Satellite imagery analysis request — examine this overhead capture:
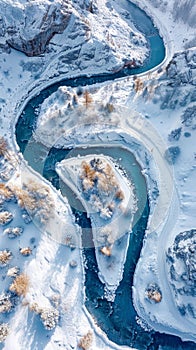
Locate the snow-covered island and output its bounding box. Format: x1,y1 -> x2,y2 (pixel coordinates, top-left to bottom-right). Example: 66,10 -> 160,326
0,0 -> 196,349
56,154 -> 136,293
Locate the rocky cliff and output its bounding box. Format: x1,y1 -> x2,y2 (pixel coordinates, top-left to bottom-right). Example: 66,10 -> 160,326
167,229 -> 196,321
0,0 -> 72,56
0,0 -> 148,74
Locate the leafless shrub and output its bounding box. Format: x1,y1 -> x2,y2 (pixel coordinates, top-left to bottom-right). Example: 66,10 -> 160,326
0,323 -> 9,343
0,137 -> 17,165
13,187 -> 36,211
7,266 -> 19,277
0,183 -> 14,200
78,331 -> 93,350
0,138 -> 18,180
29,303 -> 59,330
115,189 -> 125,201
0,211 -> 13,225
100,246 -> 112,257
0,137 -> 8,157
80,158 -> 125,222
9,273 -> 29,296
12,180 -> 54,225
0,293 -> 12,313
134,77 -> 144,93
19,247 -> 32,256
105,102 -> 114,113
0,250 -> 12,266
80,160 -> 118,192
29,302 -> 42,314
83,91 -> 93,107
40,307 -> 59,330
80,161 -> 96,183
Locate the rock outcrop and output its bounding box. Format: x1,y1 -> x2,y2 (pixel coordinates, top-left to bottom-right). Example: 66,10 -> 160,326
0,0 -> 72,56
0,0 -> 148,73
167,229 -> 196,319
149,49 -> 196,111
145,283 -> 162,303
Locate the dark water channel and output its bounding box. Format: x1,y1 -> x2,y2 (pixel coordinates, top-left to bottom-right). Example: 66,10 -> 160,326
14,1 -> 195,349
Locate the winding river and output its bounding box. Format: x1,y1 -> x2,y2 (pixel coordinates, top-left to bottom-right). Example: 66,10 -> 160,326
15,1 -> 195,349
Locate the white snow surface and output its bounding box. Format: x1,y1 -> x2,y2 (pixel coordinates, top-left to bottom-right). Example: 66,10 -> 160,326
0,0 -> 195,349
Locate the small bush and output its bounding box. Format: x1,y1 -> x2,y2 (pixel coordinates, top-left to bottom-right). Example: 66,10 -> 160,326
134,77 -> 144,93
0,184 -> 13,200
0,137 -> 16,166
181,106 -> 196,129
40,307 -> 59,330
184,132 -> 191,138
83,91 -> 93,107
145,283 -> 162,303
12,181 -> 54,225
105,102 -> 114,113
9,273 -> 29,296
0,250 -> 12,266
78,331 -> 93,350
100,246 -> 112,257
7,266 -> 19,277
0,137 -> 8,157
19,247 -> 32,256
115,189 -> 124,201
0,293 -> 12,313
29,303 -> 59,330
0,323 -> 9,343
0,211 -> 13,225
168,127 -> 182,141
164,146 -> 180,164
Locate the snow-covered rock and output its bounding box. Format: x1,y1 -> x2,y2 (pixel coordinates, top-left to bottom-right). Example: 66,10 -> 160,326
136,0 -> 196,51
3,226 -> 23,239
0,0 -> 72,56
166,229 -> 196,321
0,0 -> 148,76
151,50 -> 196,110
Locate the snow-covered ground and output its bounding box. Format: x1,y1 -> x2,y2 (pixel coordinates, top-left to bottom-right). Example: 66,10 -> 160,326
133,0 -> 196,52
0,0 -> 195,349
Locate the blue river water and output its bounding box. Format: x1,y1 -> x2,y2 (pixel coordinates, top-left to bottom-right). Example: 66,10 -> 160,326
14,1 -> 195,349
